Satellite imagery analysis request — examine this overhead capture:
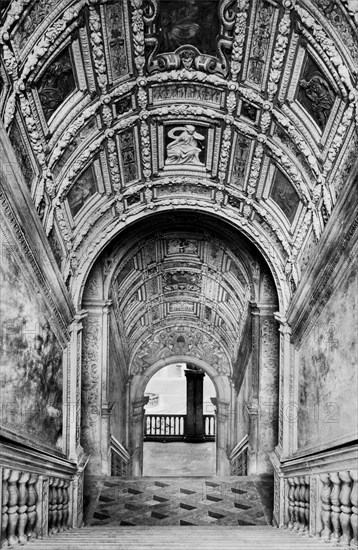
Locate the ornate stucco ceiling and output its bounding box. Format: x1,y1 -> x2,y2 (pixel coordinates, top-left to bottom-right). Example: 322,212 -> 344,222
81,212 -> 278,377
0,0 -> 357,311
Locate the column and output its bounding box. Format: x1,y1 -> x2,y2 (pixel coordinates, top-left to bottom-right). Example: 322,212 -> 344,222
184,366 -> 205,443
130,397 -> 149,477
67,312 -> 87,462
274,314 -> 293,459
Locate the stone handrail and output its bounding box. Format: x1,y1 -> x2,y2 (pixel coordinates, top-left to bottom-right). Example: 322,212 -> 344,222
270,446 -> 358,546
110,436 -> 130,477
0,441 -> 87,548
229,434 -> 249,476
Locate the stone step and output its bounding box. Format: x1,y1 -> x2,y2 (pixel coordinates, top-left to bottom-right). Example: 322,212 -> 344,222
30,526 -> 335,550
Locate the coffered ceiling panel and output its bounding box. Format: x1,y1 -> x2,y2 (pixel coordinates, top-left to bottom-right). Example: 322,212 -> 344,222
0,0 -> 357,311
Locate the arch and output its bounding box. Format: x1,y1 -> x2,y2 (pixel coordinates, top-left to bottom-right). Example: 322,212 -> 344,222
129,355 -> 233,477
74,207 -> 289,313
79,210 -> 281,477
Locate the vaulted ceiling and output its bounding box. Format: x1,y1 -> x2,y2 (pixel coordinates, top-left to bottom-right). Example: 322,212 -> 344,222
0,0 -> 357,312
81,212 -> 278,376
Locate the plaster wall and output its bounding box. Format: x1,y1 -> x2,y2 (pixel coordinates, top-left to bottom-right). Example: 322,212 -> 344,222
0,227 -> 63,452
297,256 -> 358,453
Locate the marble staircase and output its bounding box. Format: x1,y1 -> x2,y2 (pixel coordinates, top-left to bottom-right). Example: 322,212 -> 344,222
20,476 -> 351,549
30,525 -> 341,549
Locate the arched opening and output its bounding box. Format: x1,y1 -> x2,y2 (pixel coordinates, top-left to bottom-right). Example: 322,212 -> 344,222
142,362 -> 216,476
79,211 -> 279,480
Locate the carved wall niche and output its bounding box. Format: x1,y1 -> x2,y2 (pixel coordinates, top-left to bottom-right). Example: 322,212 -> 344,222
143,0 -> 236,76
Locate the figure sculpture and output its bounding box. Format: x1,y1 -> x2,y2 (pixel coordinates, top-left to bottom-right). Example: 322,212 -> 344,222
165,124 -> 205,166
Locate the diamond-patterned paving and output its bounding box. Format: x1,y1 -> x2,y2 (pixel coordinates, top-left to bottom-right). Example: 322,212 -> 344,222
89,477 -> 270,527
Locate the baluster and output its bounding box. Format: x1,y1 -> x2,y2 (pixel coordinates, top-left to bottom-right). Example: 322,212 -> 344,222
7,469 -> 21,546
62,480 -> 70,530
1,469 -> 10,547
330,472 -> 342,543
298,476 -> 306,534
338,471 -> 352,545
26,473 -> 38,541
151,416 -> 155,435
320,473 -> 332,541
48,478 -> 54,534
304,475 -> 310,534
56,480 -> 64,531
293,477 -> 300,531
17,471 -> 30,545
287,477 -> 295,529
48,477 -> 59,535
351,471 -> 358,547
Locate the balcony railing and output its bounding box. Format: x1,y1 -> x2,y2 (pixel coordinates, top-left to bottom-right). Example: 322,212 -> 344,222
144,414 -> 216,441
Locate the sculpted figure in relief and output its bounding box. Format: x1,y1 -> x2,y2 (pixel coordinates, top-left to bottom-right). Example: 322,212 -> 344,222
165,124 -> 205,166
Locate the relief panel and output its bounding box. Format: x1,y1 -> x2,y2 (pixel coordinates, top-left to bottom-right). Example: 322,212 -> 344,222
103,1 -> 130,81
230,133 -> 252,189
13,0 -> 58,52
163,270 -> 202,292
247,0 -> 276,87
118,128 -> 138,183
151,83 -> 223,107
297,55 -> 335,131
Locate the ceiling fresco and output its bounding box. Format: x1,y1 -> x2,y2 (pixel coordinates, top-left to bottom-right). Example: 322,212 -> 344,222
0,0 -> 357,310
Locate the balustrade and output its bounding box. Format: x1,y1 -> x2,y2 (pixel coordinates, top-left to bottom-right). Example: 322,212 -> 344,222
144,414 -> 216,441
0,468 -> 73,548
204,415 -> 216,437
287,476 -> 310,534
318,470 -> 357,546
1,468 -> 39,547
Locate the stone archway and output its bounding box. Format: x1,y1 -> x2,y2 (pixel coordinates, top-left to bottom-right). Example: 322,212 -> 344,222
78,212 -> 281,478
129,355 -> 233,477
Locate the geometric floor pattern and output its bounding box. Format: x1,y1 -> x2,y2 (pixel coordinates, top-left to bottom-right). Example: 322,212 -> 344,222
89,477 -> 270,527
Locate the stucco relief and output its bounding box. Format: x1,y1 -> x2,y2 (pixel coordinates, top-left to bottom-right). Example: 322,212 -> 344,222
131,327 -> 231,376
81,315 -> 101,451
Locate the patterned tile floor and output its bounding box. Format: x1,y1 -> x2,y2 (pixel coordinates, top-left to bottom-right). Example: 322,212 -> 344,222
89,477 -> 271,527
